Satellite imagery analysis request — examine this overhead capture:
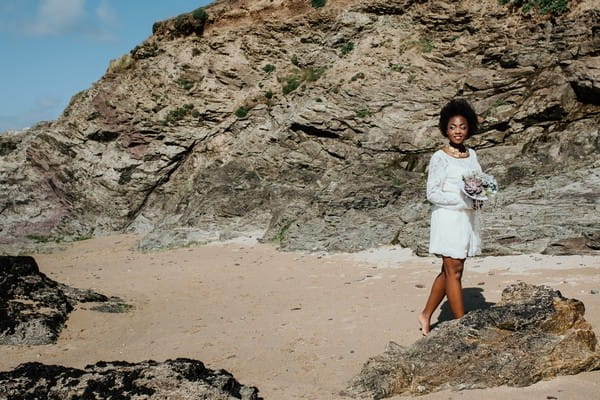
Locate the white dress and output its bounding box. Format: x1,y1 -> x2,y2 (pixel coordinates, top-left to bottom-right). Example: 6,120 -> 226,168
427,148 -> 482,259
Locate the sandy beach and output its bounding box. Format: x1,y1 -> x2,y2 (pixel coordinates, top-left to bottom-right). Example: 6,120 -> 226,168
2,234 -> 600,399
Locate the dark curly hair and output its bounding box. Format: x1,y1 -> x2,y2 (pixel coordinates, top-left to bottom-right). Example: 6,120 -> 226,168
438,99 -> 479,137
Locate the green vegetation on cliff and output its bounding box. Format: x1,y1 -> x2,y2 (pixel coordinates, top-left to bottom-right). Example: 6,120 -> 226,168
499,0 -> 568,14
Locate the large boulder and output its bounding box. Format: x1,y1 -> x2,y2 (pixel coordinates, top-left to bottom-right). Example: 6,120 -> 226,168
0,358 -> 261,400
347,283 -> 600,398
0,256 -> 109,345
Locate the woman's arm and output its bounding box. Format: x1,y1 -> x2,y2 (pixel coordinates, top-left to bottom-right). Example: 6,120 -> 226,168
426,152 -> 472,210
471,149 -> 483,173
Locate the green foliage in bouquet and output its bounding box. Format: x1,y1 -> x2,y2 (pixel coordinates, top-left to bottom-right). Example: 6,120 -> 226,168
498,0 -> 568,14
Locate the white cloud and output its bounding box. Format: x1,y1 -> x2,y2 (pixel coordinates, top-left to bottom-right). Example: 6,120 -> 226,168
28,0 -> 87,36
96,0 -> 117,26
20,0 -> 118,40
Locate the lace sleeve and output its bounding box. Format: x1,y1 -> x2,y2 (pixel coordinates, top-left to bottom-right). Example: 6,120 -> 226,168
426,152 -> 470,209
471,149 -> 483,173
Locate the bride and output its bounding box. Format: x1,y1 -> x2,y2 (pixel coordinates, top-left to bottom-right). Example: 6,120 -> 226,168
418,99 -> 483,335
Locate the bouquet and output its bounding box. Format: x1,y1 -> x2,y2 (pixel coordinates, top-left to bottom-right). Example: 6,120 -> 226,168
462,171 -> 498,201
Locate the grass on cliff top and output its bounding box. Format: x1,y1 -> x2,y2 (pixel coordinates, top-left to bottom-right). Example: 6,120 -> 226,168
191,7 -> 208,21
152,6 -> 208,36
107,54 -> 135,74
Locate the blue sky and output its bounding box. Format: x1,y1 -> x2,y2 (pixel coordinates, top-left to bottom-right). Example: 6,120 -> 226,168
0,0 -> 212,132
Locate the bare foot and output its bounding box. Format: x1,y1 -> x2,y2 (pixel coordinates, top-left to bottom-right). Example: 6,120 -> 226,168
418,312 -> 430,336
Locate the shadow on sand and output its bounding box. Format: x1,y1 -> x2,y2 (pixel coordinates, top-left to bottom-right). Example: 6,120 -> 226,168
432,287 -> 495,329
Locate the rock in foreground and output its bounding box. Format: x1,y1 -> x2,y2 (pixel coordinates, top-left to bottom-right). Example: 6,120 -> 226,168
0,358 -> 262,400
347,283 -> 600,398
0,256 -> 109,345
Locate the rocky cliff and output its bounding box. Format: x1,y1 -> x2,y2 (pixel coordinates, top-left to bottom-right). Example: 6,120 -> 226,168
0,0 -> 598,255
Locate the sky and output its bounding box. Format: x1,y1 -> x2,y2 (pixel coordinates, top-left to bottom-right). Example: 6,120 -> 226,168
0,0 -> 213,132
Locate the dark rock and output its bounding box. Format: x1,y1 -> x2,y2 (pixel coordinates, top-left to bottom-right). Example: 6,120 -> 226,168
347,283 -> 600,398
565,58 -> 600,105
0,358 -> 262,400
89,302 -> 134,313
542,235 -> 599,255
0,256 -> 109,345
584,227 -> 600,250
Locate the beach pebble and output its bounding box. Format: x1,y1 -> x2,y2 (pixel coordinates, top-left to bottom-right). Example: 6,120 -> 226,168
591,289 -> 599,295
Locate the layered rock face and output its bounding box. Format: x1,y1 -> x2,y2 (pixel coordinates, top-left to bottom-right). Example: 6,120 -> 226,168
0,256 -> 108,344
0,358 -> 262,400
347,283 -> 600,398
0,0 -> 598,254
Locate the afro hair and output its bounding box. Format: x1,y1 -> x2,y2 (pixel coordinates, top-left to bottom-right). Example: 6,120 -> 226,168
438,99 -> 479,137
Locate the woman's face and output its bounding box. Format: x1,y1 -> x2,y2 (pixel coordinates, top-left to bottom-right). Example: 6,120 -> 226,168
446,115 -> 469,145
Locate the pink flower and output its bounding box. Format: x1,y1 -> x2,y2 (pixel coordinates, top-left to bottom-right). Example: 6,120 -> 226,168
464,177 -> 483,196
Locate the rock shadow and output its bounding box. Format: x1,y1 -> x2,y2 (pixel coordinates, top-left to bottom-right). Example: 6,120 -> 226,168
434,287 -> 495,328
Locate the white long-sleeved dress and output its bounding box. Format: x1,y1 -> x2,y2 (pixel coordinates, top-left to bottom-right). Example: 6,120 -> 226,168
426,148 -> 482,259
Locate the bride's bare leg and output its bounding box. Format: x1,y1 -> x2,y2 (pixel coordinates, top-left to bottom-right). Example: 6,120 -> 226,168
418,265 -> 446,335
443,256 -> 465,318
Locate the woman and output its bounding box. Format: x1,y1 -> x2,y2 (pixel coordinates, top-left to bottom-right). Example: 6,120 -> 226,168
418,99 -> 482,335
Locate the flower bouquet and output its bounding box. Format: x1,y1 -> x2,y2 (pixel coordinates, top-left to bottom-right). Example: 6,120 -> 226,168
462,171 -> 498,201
